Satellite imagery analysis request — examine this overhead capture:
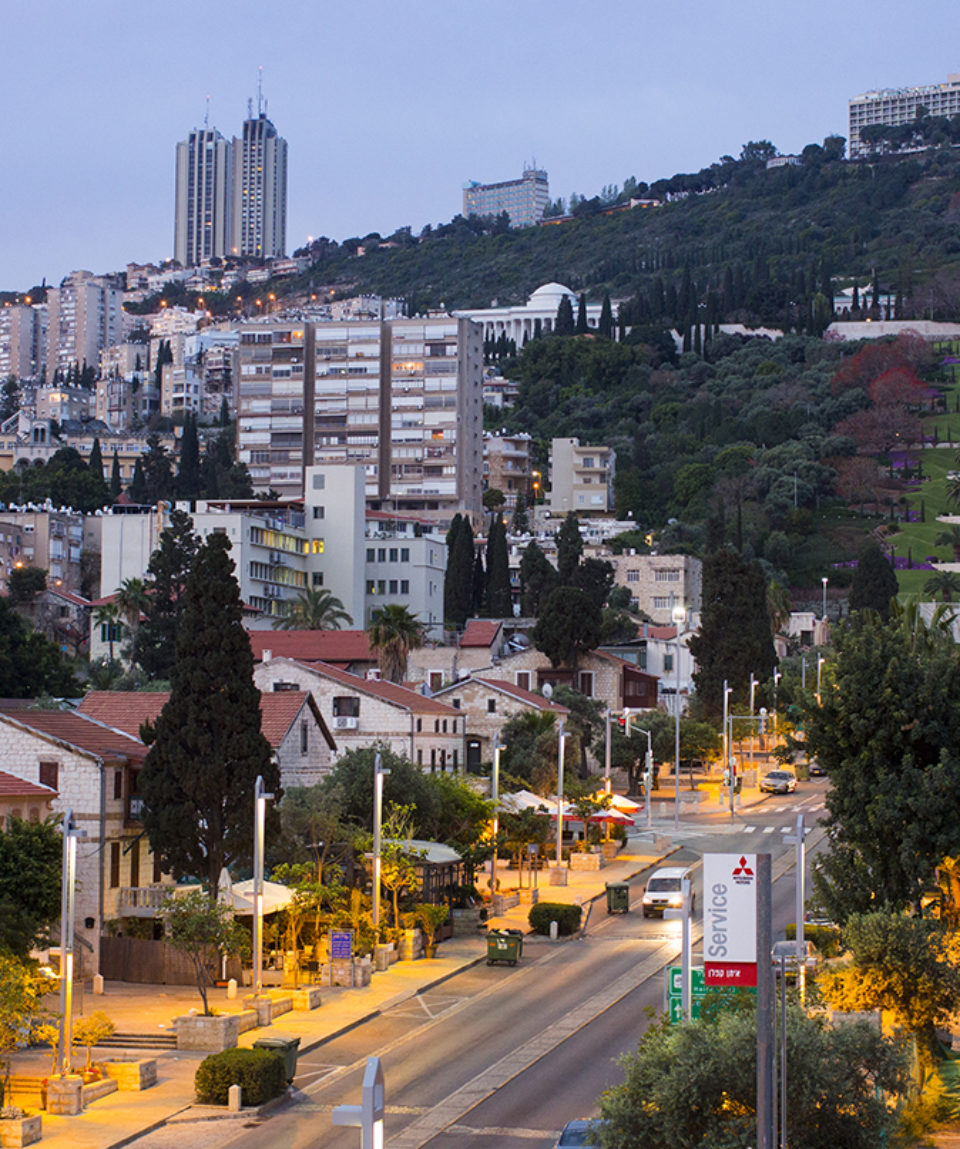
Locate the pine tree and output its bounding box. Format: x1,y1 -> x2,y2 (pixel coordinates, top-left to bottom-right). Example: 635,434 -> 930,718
512,491 -> 530,534
133,509 -> 200,680
556,512 -> 584,584
88,437 -> 103,482
139,532 -> 277,892
110,450 -> 122,497
555,295 -> 575,336
576,293 -> 588,334
484,514 -> 512,618
177,413 -> 201,499
472,549 -> 485,615
598,294 -> 613,339
519,541 -> 559,616
849,542 -> 898,620
444,514 -> 474,627
130,458 -> 147,503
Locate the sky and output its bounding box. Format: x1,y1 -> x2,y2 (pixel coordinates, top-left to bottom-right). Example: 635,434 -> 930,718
1,0 -> 959,292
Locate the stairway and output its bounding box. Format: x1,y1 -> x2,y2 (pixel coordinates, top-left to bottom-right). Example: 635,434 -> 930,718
96,1031 -> 178,1051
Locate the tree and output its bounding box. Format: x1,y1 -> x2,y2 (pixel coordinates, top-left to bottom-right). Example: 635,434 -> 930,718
511,491 -> 529,534
519,541 -> 559,616
575,293 -> 588,334
139,532 -> 278,893
88,436 -> 103,483
923,570 -> 960,603
142,434 -> 174,504
0,597 -> 79,697
570,556 -> 614,609
272,587 -> 352,630
600,1002 -> 906,1149
849,542 -> 898,619
110,449 -> 122,498
443,514 -> 474,628
499,710 -> 566,794
819,912 -> 960,1065
805,608 -> 960,919
598,293 -> 613,339
159,889 -> 247,1015
0,953 -> 49,1106
481,488 -> 505,513
368,603 -> 424,683
129,457 -> 147,503
115,576 -> 149,641
7,565 -> 46,606
133,509 -> 200,680
935,524 -> 960,562
484,514 -> 512,618
532,586 -> 601,670
177,412 -> 201,499
689,549 -> 776,721
0,816 -> 62,958
556,511 -> 584,583
555,294 -> 575,336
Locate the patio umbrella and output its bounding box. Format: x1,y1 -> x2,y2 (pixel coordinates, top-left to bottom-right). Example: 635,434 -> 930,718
229,878 -> 293,915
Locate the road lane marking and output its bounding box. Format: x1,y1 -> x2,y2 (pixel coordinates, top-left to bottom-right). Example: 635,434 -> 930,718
743,826 -> 757,833
447,1124 -> 558,1139
763,826 -> 775,834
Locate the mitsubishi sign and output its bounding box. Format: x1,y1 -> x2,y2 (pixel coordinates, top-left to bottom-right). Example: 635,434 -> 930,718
703,853 -> 758,987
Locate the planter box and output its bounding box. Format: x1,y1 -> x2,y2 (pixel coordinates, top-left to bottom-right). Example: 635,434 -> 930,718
0,1114 -> 42,1148
236,1009 -> 259,1034
175,1013 -> 239,1052
265,994 -> 293,1017
569,852 -> 604,871
398,928 -> 423,962
549,866 -> 568,886
81,1078 -> 118,1106
46,1076 -> 83,1115
518,888 -> 540,905
492,893 -> 520,915
450,908 -> 481,936
242,995 -> 274,1027
102,1058 -> 158,1091
600,841 -> 621,861
374,943 -> 395,972
289,986 -> 322,1010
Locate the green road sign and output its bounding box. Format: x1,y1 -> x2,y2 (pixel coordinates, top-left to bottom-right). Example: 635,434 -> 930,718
668,965 -> 706,997
666,965 -> 756,1024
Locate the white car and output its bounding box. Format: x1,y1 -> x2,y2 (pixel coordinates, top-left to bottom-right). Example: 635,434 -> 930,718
641,866 -> 694,918
759,769 -> 797,795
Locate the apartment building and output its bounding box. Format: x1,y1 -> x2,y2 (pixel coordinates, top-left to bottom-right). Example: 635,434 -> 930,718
0,506 -> 84,593
237,317 -> 484,524
46,271 -> 124,379
363,511 -> 446,638
483,431 -> 533,512
0,303 -> 45,381
97,343 -> 159,429
232,106 -> 287,259
174,127 -> 233,267
462,166 -> 549,227
607,552 -> 703,623
849,72 -> 960,158
548,437 -> 615,516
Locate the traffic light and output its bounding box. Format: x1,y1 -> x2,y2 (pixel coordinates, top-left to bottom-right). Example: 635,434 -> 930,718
758,707 -> 768,735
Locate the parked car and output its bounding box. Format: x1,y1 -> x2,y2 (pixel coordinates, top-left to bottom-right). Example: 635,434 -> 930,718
555,1119 -> 608,1147
759,769 -> 797,794
771,938 -> 820,977
641,866 -> 695,918
807,759 -> 826,776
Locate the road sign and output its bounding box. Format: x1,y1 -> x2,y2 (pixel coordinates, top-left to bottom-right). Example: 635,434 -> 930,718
666,964 -> 756,1024
668,965 -> 706,997
330,929 -> 354,960
703,853 -> 758,988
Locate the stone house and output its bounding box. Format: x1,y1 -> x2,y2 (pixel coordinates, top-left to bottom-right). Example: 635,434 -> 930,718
0,768 -> 57,823
254,656 -> 464,772
0,708 -> 155,973
431,676 -> 569,770
490,647 -> 659,713
77,690 -> 337,789
408,620 -> 508,692
604,551 -> 703,624
247,630 -> 378,676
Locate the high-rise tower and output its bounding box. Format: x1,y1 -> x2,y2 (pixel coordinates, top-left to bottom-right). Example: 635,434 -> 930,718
231,84 -> 287,259
173,125 -> 233,267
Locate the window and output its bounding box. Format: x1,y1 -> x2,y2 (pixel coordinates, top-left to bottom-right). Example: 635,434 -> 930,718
487,698 -> 496,714
664,653 -> 674,673
389,548 -> 398,562
38,761 -> 58,790
417,749 -> 423,766
653,596 -> 671,610
113,770 -> 123,801
442,719 -> 448,733
430,749 -> 436,767
434,719 -> 440,733
578,672 -> 594,697
100,622 -> 121,643
332,696 -> 360,717
153,851 -> 162,883
516,671 -> 531,691
378,548 -> 386,562
429,672 -> 443,692
416,718 -> 422,732
300,721 -> 309,754
453,749 -> 458,769
130,839 -> 140,888
626,570 -> 640,583
400,580 -> 409,594
401,548 -> 410,562
312,572 -> 324,587
389,580 -> 398,594
655,569 -> 681,583
312,474 -> 325,490
313,506 -> 325,519
110,842 -> 120,889
377,580 -> 386,594
366,548 -> 375,562
367,580 -> 376,594
311,540 -> 324,554
273,681 -> 300,692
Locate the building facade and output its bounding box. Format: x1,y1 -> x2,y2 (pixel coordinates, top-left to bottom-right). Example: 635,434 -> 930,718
0,304 -> 45,381
548,437 -> 615,516
462,167 -> 549,227
232,108 -> 287,259
483,431 -> 533,512
174,127 -> 233,267
849,73 -> 960,158
455,282 -> 606,346
46,271 -> 124,380
606,552 -> 703,623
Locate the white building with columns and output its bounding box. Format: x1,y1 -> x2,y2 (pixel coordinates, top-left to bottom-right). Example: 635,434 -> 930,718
454,282 -> 607,347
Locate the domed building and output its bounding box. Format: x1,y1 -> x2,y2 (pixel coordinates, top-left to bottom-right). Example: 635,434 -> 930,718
453,282 -> 607,346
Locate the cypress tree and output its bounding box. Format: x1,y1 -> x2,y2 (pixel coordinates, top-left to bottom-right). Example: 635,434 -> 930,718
598,294 -> 613,338
484,514 -> 512,618
533,317 -> 543,340
88,437 -> 103,481
555,295 -> 575,336
472,549 -> 486,615
444,514 -> 474,628
139,532 -> 277,891
850,542 -> 898,620
576,293 -> 588,334
132,509 -> 200,680
177,412 -> 201,499
556,512 -> 584,584
130,457 -> 147,503
110,449 -> 122,497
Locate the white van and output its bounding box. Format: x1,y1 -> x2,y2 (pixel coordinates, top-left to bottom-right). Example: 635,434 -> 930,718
641,866 -> 694,918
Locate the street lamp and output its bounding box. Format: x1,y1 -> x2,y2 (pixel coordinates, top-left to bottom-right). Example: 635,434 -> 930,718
489,733 -> 504,894
672,603 -> 685,831
816,656 -> 825,706
772,669 -> 782,738
749,672 -> 757,774
722,681 -> 734,820
372,752 -> 390,933
252,775 -> 275,998
555,720 -> 567,867
57,810 -> 85,1075
821,576 -> 828,622
635,727 -> 654,829
604,708 -> 612,795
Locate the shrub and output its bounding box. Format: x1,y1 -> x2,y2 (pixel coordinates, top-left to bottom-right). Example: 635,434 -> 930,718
194,1047 -> 286,1106
528,901 -> 582,936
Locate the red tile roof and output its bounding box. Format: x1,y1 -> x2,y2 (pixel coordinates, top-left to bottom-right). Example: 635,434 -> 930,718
259,692 -> 317,748
460,620 -> 502,648
249,630 -> 375,666
272,659 -> 459,715
0,709 -> 148,762
469,678 -> 570,713
0,769 -> 57,798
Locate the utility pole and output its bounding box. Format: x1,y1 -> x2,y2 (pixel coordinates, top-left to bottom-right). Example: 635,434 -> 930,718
756,854 -> 774,1149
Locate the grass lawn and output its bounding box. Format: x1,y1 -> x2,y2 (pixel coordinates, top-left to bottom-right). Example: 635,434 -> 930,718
885,444 -> 960,597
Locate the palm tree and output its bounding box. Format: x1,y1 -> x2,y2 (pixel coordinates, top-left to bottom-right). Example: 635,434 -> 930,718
92,600 -> 124,662
935,525 -> 960,562
923,571 -> 960,603
272,588 -> 353,631
115,577 -> 150,639
946,476 -> 960,509
367,604 -> 424,683
766,581 -> 792,636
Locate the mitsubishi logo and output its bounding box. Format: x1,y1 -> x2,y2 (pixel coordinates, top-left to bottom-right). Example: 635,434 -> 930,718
732,856 -> 754,884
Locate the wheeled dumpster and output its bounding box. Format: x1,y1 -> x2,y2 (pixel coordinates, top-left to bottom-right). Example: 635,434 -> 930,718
486,929 -> 522,966
605,881 -> 630,914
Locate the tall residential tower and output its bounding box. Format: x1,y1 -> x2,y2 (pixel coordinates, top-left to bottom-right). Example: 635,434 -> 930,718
174,127 -> 233,267
232,98 -> 288,259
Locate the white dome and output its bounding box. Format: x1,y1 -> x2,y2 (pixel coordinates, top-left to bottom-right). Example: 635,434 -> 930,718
528,282 -> 576,307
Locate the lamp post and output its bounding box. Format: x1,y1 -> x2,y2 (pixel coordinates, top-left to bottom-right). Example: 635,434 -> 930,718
636,728 -> 654,829
722,681 -> 734,820
672,603 -> 685,831
372,752 -> 390,933
772,669 -> 782,739
821,576 -> 828,621
490,733 -> 504,895
816,655 -> 825,706
749,672 -> 757,774
555,720 -> 567,867
253,775 -> 275,999
603,708 -> 612,795
57,810 -> 85,1075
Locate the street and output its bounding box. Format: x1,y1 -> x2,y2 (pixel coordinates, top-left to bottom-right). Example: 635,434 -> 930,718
207,778 -> 828,1149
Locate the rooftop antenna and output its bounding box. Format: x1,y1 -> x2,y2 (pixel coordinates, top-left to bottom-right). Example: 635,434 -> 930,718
204,95 -> 210,129
257,66 -> 263,116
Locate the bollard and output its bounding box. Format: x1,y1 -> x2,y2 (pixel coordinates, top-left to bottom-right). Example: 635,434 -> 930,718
92,973 -> 104,995
226,978 -> 238,999
549,920 -> 558,941
228,1083 -> 242,1112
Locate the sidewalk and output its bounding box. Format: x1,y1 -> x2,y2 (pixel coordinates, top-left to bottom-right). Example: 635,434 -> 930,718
7,841 -> 677,1149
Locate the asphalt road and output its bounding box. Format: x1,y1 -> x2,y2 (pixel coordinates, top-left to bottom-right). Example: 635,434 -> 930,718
215,780 -> 828,1149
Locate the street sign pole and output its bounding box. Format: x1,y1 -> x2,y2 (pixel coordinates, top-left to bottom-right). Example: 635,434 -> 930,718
756,854 -> 773,1149
681,876 -> 692,1021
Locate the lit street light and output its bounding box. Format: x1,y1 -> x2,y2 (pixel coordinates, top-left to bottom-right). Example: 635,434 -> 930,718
816,655 -> 825,706
821,576 -> 828,621
555,721 -> 568,868
252,775 -> 275,998
57,810 -> 85,1075
489,733 -> 504,895
372,752 -> 390,932
672,603 -> 685,831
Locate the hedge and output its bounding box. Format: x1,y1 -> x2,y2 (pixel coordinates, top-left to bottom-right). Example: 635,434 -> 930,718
528,901 -> 582,936
195,1047 -> 287,1106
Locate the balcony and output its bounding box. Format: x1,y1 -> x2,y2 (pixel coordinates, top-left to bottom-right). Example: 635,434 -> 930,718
117,886 -> 167,917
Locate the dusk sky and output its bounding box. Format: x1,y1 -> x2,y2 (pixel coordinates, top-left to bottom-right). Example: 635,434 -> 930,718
2,0 -> 958,292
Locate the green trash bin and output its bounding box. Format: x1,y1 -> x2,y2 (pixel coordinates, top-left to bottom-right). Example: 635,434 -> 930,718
486,929 -> 522,966
252,1034 -> 301,1083
606,881 -> 630,914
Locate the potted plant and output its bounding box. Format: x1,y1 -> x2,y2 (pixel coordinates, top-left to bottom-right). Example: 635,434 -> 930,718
72,1011 -> 115,1081
414,904 -> 450,959
0,1105 -> 42,1148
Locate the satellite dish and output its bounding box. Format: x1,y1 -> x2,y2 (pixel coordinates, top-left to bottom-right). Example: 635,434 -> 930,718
542,683 -> 554,699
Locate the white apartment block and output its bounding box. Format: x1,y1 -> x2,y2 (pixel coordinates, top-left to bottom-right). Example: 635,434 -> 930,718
364,511 -> 446,638
606,552 -> 703,623
548,437 -> 615,516
0,303 -> 45,381
31,384 -> 93,423
484,431 -> 533,512
849,73 -> 960,158
46,271 -> 123,379
237,317 -> 484,524
174,127 -> 233,267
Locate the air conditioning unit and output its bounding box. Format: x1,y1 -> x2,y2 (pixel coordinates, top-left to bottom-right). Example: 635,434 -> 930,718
366,669 -> 382,681
334,716 -> 359,730
270,550 -> 281,564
